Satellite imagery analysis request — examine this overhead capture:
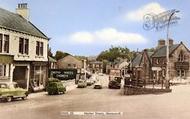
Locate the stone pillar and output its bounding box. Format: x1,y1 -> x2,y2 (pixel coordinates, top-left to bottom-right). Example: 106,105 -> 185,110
26,65 -> 30,91
10,64 -> 15,83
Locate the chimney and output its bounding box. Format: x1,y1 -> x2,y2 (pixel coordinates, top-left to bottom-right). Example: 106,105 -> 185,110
16,3 -> 29,21
169,39 -> 174,46
157,39 -> 165,49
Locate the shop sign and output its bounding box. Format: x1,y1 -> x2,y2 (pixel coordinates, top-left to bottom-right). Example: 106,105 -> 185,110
49,69 -> 77,80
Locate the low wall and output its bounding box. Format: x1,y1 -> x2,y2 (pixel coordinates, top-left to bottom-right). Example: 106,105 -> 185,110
124,85 -> 172,95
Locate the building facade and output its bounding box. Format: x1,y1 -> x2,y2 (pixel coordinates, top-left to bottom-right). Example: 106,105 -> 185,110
0,4 -> 49,92
88,61 -> 103,73
131,50 -> 153,82
131,39 -> 190,83
57,55 -> 83,70
151,40 -> 190,82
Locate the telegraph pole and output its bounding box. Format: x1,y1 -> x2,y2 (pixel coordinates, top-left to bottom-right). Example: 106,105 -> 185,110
165,10 -> 180,89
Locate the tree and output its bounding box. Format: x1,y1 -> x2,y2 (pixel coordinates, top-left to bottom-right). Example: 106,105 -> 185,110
54,51 -> 70,60
97,46 -> 133,62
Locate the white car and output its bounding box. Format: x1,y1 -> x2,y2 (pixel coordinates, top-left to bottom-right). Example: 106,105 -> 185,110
94,82 -> 102,89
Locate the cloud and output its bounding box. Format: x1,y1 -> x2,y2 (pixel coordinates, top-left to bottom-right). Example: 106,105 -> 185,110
69,28 -> 147,45
70,32 -> 94,44
126,2 -> 166,21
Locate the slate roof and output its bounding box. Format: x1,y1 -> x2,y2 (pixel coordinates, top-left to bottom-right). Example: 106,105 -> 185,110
132,53 -> 142,67
0,8 -> 48,39
151,44 -> 180,57
132,51 -> 153,67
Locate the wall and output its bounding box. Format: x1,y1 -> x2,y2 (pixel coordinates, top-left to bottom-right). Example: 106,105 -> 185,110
0,28 -> 48,62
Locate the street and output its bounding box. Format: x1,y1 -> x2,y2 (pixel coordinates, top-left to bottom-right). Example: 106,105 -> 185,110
0,75 -> 190,119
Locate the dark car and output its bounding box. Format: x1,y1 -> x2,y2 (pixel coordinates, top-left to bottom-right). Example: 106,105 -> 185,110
108,79 -> 121,89
46,79 -> 66,95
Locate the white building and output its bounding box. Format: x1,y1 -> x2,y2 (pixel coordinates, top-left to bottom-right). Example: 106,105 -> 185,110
0,3 -> 49,92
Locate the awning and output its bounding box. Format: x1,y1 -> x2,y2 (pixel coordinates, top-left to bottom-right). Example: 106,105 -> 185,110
0,55 -> 13,64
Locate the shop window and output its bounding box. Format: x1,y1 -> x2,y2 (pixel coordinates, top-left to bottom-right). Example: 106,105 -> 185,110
0,34 -> 9,53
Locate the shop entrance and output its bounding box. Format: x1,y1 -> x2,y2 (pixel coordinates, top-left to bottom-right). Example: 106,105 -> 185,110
13,66 -> 28,89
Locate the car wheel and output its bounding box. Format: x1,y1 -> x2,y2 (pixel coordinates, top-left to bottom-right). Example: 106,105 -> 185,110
22,96 -> 27,100
6,97 -> 12,102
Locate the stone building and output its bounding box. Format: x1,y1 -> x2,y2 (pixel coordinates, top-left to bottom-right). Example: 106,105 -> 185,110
57,55 -> 83,70
88,61 -> 103,73
131,50 -> 153,82
151,40 -> 190,81
0,3 -> 49,92
131,39 -> 190,83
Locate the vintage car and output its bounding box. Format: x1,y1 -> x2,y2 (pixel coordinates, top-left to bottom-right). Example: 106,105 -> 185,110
77,79 -> 87,88
94,82 -> 102,89
46,79 -> 66,95
0,82 -> 28,102
86,79 -> 94,86
108,77 -> 121,89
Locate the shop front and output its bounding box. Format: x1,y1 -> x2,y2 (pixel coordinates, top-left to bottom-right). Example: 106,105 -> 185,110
30,61 -> 48,92
0,55 -> 14,82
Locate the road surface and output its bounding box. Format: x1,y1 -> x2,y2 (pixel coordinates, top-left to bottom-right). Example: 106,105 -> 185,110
0,75 -> 190,119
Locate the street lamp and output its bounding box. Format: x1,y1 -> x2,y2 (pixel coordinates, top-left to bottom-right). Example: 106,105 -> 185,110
165,10 -> 180,89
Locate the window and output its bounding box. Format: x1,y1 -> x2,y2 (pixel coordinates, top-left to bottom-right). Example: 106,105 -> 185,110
178,51 -> 185,62
19,38 -> 29,54
36,41 -> 43,56
4,35 -> 9,53
0,34 -> 2,53
0,34 -> 9,53
36,41 -> 40,55
24,39 -> 29,54
0,65 -> 6,77
177,70 -> 186,77
40,42 -> 43,56
19,38 -> 24,54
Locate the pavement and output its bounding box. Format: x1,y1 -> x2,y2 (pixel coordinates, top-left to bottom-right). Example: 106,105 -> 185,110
1,75 -> 190,119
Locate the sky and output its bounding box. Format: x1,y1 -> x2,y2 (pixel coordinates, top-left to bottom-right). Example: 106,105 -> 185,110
0,0 -> 190,56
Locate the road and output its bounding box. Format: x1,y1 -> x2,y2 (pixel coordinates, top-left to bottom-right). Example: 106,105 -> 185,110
0,75 -> 190,119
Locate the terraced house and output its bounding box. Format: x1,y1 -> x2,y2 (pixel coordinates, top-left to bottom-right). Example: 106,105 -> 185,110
0,3 -> 49,92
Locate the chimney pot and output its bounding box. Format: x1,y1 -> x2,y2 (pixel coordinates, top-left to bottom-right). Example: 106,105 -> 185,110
16,3 -> 29,21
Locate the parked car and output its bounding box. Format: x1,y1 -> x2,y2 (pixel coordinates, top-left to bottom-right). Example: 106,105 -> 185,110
86,79 -> 94,86
77,80 -> 87,88
108,79 -> 121,89
90,76 -> 97,83
0,82 -> 28,102
94,82 -> 102,89
46,79 -> 66,95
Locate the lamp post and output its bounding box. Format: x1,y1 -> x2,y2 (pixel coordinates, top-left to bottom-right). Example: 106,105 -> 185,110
165,10 -> 179,89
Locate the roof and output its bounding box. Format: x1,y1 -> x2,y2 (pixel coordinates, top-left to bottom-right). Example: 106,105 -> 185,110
132,53 -> 142,67
0,8 -> 48,39
48,56 -> 57,62
151,44 -> 180,57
